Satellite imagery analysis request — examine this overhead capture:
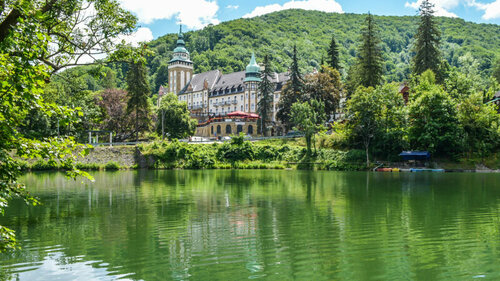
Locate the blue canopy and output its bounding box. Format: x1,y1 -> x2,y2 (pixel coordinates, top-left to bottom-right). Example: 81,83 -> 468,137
399,151 -> 430,161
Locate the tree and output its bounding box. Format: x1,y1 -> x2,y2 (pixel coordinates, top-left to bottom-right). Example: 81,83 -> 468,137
126,62 -> 152,141
327,35 -> 341,70
157,93 -> 197,140
304,65 -> 343,119
257,55 -> 274,136
101,68 -> 118,90
356,13 -> 383,88
373,83 -> 408,160
290,99 -> 326,155
0,0 -> 136,251
458,93 -> 500,157
154,64 -> 169,93
412,0 -> 442,77
493,58 -> 500,84
408,71 -> 462,156
345,86 -> 382,167
278,45 -> 304,131
96,89 -> 134,141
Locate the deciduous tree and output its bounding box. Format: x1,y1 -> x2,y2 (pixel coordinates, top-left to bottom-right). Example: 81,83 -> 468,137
157,93 -> 197,140
290,99 -> 326,155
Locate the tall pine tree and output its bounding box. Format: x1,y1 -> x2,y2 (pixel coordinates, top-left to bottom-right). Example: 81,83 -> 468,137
412,0 -> 441,76
327,35 -> 341,70
126,61 -> 151,141
357,13 -> 383,88
277,45 -> 304,131
257,55 -> 274,136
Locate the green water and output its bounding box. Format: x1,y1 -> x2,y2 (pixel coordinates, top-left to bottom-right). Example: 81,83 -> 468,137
0,170 -> 499,280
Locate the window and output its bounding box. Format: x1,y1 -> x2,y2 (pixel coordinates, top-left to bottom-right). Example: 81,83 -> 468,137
241,105 -> 243,111
248,125 -> 253,134
226,125 -> 232,134
240,95 -> 243,101
251,103 -> 255,110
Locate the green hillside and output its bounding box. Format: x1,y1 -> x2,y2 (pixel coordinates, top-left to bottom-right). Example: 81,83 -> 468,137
145,9 -> 499,86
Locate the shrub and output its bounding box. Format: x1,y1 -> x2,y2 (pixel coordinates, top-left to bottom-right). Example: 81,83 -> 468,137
31,160 -> 58,171
105,161 -> 120,170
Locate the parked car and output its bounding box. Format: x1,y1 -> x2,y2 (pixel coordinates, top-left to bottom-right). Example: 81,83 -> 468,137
222,136 -> 232,141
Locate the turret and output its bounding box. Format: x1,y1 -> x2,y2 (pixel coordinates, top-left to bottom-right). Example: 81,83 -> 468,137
168,25 -> 194,94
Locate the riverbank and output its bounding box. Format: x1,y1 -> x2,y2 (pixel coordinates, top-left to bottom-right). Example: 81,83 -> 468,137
15,139 -> 500,172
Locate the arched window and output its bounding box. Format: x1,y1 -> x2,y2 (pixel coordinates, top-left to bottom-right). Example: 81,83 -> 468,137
211,126 -> 214,135
248,125 -> 253,135
237,125 -> 243,134
217,125 -> 221,135
226,125 -> 232,134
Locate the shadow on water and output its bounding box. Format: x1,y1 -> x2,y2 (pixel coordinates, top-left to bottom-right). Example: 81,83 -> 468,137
0,170 -> 499,280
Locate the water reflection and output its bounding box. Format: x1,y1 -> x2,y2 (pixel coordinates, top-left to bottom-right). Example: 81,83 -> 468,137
0,170 -> 499,280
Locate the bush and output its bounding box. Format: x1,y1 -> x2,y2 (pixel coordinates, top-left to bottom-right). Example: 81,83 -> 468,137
105,161 -> 120,170
31,159 -> 58,171
76,163 -> 102,170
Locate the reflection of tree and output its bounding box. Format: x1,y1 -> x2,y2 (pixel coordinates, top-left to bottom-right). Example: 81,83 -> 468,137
1,171 -> 500,280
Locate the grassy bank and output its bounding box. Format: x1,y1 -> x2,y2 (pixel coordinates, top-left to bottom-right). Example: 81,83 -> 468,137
138,136 -> 367,171
16,136 -> 500,172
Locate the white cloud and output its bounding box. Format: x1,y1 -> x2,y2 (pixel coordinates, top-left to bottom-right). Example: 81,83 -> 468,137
405,0 -> 460,17
468,0 -> 500,19
226,5 -> 239,9
243,0 -> 343,18
120,27 -> 154,46
119,0 -> 219,29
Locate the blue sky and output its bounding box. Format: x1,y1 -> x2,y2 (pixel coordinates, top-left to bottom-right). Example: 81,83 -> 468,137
117,0 -> 500,43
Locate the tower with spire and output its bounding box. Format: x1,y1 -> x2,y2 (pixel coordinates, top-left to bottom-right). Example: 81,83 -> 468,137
168,25 -> 194,94
244,53 -> 261,113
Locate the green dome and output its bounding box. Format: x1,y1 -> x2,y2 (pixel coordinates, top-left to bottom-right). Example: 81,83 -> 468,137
174,46 -> 189,54
245,53 -> 261,82
245,53 -> 260,74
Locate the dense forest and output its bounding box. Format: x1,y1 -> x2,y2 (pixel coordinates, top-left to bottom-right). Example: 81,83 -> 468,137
71,9 -> 500,93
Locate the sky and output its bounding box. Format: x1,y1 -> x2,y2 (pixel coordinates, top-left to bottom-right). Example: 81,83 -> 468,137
118,0 -> 500,44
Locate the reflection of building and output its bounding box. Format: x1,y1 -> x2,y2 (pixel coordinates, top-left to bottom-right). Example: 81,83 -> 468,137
164,27 -> 290,137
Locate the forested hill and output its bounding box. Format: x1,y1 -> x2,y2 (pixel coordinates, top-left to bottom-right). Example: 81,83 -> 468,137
144,9 -> 499,87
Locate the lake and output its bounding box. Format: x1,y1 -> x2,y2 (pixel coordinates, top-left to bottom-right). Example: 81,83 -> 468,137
0,170 -> 499,280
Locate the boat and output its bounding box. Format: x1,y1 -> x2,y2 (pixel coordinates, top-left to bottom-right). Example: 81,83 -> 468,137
410,168 -> 445,172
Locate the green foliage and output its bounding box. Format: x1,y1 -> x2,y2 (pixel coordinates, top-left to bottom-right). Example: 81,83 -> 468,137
493,58 -> 500,84
157,93 -> 197,140
105,161 -> 121,170
0,0 -> 136,251
345,86 -> 382,166
127,62 -> 152,140
457,93 -> 500,156
355,13 -> 384,88
412,0 -> 442,78
408,72 -> 463,156
304,66 -> 342,116
277,45 -> 305,130
217,134 -> 254,166
290,99 -> 326,155
327,35 -> 341,70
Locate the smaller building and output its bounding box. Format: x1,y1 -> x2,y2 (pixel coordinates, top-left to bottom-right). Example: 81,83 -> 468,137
195,111 -> 260,138
399,83 -> 410,105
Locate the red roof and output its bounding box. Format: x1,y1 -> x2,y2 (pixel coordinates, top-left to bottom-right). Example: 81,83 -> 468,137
226,111 -> 260,118
226,111 -> 248,117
